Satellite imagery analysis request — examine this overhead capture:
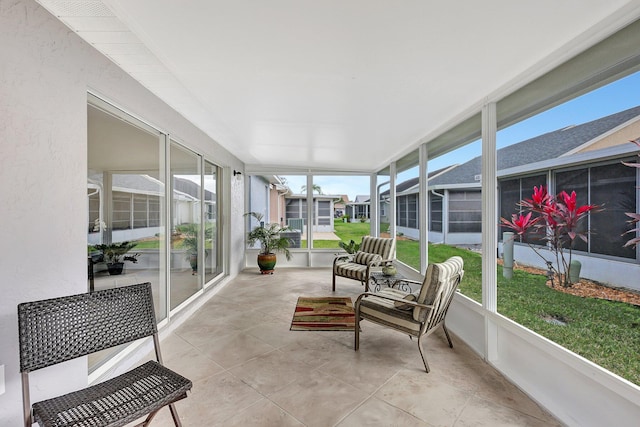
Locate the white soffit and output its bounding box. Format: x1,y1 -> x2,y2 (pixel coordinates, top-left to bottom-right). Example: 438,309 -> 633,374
37,0 -> 640,172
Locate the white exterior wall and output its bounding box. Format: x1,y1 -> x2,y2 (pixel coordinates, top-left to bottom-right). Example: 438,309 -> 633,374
0,1 -> 244,425
509,244 -> 640,292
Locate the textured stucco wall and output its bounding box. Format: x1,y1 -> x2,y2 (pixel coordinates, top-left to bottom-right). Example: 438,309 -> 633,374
0,1 -> 244,424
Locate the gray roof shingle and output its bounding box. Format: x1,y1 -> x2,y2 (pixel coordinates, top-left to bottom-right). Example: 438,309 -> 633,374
428,105 -> 640,187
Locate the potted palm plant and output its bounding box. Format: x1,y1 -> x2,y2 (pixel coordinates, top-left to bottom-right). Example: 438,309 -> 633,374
175,223 -> 213,275
245,212 -> 293,274
94,241 -> 140,275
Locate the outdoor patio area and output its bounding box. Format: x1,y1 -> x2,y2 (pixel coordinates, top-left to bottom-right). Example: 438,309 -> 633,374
135,268 -> 560,426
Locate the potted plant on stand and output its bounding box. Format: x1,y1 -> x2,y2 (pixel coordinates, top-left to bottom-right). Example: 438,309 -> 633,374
94,241 -> 140,275
175,223 -> 213,275
245,212 -> 293,274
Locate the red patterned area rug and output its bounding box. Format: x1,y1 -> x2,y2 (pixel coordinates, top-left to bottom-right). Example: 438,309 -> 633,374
290,297 -> 355,331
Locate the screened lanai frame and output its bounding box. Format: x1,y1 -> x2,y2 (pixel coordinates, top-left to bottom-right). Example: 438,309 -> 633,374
243,20 -> 640,405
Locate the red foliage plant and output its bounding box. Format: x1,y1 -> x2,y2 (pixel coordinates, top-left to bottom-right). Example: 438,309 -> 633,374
501,186 -> 601,287
622,138 -> 640,249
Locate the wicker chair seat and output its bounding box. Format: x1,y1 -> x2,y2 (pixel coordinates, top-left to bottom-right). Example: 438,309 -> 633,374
32,361 -> 190,427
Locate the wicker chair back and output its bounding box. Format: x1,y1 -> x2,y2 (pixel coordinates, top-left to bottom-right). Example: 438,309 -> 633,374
18,282 -> 156,373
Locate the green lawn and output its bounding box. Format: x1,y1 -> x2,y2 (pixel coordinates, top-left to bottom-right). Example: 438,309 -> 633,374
329,223 -> 640,386
304,221 -> 371,249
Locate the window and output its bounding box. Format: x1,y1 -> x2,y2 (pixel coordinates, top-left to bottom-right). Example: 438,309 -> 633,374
112,191 -> 131,230
555,162 -> 636,259
285,198 -> 307,224
397,196 -> 408,227
407,194 -> 418,228
430,194 -> 443,232
499,174 -> 547,244
448,190 -> 481,232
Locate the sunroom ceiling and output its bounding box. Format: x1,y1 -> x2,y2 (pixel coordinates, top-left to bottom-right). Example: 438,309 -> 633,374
38,0 -> 640,172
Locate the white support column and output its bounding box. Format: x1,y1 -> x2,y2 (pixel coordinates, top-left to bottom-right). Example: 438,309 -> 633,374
370,173 -> 378,236
419,144 -> 429,276
162,134 -> 171,321
389,162 -> 397,242
306,174 -> 314,247
481,102 -> 498,362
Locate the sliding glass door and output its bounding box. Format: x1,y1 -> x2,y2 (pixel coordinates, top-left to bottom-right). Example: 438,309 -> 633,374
170,142 -> 202,309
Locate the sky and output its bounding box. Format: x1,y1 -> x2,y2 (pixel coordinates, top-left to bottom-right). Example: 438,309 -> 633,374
284,70 -> 640,200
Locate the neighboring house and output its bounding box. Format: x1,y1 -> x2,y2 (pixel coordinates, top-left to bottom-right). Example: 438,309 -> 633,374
334,194 -> 349,218
247,174 -> 290,226
284,193 -> 339,233
388,106 -> 640,283
378,166 -> 458,227
346,195 -> 371,220
250,175 -> 342,233
269,178 -> 290,226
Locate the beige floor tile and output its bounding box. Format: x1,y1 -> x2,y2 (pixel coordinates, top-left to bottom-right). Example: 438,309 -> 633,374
268,370 -> 369,427
229,349 -> 314,396
163,343 -> 225,383
222,399 -> 305,426
173,321 -> 240,348
279,333 -> 354,369
133,268 -> 562,426
198,332 -> 276,369
454,396 -> 563,427
318,350 -> 408,394
375,369 -> 474,426
245,318 -> 324,349
176,371 -> 264,425
337,397 -> 432,426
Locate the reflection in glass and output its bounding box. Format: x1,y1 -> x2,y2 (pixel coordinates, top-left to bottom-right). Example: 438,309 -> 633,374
170,143 -> 202,309
204,161 -> 223,282
87,103 -> 166,371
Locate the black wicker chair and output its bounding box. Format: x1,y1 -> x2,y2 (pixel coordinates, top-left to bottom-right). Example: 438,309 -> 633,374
18,282 -> 192,427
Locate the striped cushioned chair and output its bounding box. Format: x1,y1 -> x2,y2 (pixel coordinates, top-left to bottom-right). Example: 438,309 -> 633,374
354,256 -> 464,373
332,236 -> 396,292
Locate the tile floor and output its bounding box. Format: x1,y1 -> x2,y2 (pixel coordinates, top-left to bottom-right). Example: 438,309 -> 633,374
139,268 -> 562,426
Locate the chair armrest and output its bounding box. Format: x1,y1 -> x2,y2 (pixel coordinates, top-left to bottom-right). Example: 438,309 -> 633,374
393,278 -> 423,288
355,292 -> 433,310
333,253 -> 354,266
366,257 -> 394,267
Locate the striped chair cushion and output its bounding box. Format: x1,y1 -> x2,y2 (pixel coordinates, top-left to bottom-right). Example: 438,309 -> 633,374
359,289 -> 422,334
360,236 -> 395,260
334,262 -> 368,281
354,251 -> 382,266
413,256 -> 464,322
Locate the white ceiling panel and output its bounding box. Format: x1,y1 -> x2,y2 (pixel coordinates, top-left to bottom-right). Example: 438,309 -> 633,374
37,0 -> 640,171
